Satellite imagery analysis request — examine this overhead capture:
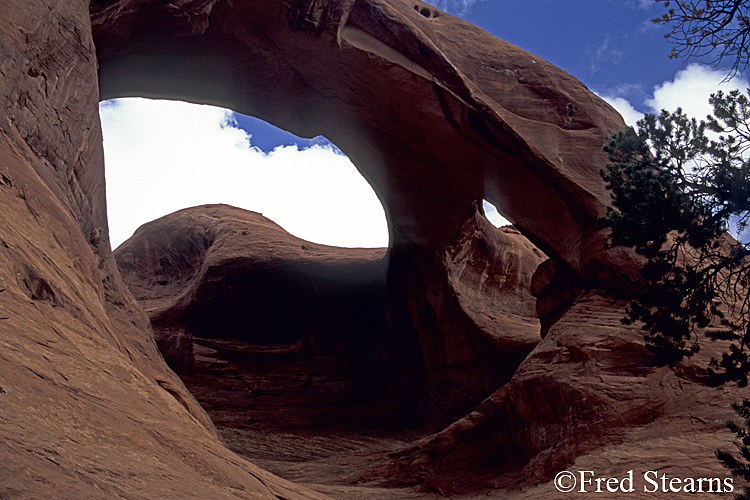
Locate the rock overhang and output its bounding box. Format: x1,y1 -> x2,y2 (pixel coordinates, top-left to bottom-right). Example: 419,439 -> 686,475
90,0 -> 635,286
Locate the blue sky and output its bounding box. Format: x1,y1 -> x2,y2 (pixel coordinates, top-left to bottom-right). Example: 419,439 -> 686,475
101,0 -> 749,249
462,0 -> 681,107
456,0 -> 749,122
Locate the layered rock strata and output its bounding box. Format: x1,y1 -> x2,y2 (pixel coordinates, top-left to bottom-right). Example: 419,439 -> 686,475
387,290 -> 742,495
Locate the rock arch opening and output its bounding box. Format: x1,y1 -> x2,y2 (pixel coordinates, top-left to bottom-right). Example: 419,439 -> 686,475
92,0 -> 617,438
91,0 -> 632,281
481,199 -> 510,228
100,98 -> 389,250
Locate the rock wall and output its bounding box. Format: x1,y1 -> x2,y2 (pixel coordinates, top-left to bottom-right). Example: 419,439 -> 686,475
0,1 -> 332,498
113,207 -> 743,498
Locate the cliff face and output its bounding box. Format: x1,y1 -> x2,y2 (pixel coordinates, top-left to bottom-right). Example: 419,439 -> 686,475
0,1 -> 328,498
0,0 -> 742,498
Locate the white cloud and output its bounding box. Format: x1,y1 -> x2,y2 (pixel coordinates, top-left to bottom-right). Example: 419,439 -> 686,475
601,95 -> 645,126
425,0 -> 485,16
646,64 -> 749,120
599,64 -> 750,127
100,98 -> 389,249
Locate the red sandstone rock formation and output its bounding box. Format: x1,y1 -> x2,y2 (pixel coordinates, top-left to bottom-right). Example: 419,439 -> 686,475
115,207 -> 745,498
90,0 -> 636,285
386,290 -> 743,496
0,0 -> 744,497
114,203 -> 544,430
90,0 -> 643,416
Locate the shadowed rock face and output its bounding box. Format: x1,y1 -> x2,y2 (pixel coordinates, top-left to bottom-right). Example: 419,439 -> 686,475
385,290 -> 742,495
0,1 -> 332,498
0,0 -> 742,497
115,204 -> 544,429
115,204 -> 416,428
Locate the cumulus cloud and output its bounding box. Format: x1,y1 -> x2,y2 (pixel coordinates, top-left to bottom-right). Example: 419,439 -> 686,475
100,98 -> 389,249
647,64 -> 749,120
599,64 -> 749,126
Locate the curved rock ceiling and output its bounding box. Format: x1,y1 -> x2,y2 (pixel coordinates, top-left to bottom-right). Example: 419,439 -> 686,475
90,0 -> 633,283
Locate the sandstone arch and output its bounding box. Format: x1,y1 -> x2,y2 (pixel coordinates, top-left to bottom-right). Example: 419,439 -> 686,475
89,0 -> 646,417
0,0 -> 738,497
90,0 -> 632,283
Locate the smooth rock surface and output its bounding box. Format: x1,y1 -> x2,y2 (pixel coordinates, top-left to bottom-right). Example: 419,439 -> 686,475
0,1 -> 329,498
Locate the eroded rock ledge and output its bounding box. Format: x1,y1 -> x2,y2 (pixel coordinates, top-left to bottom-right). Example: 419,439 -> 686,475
116,206 -> 742,497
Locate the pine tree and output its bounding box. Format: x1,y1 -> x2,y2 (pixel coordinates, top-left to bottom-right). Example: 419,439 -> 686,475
600,90 -> 750,379
717,400 -> 750,499
600,89 -> 750,496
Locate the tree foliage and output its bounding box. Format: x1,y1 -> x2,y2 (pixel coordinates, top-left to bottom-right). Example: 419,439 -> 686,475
654,0 -> 750,78
599,89 -> 750,383
717,400 -> 750,499
647,2 -> 750,490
